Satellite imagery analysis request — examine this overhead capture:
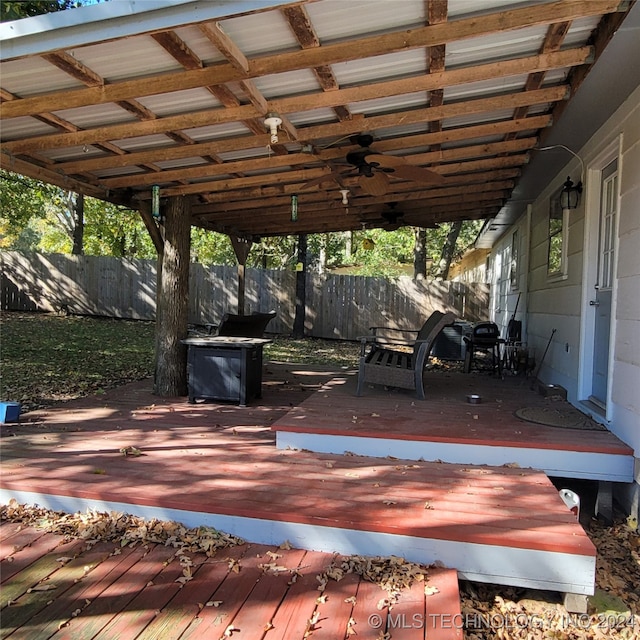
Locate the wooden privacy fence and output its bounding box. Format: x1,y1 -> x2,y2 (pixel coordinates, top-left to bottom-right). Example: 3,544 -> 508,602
1,251 -> 489,340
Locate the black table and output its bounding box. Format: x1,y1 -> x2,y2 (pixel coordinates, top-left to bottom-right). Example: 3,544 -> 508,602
181,337 -> 270,406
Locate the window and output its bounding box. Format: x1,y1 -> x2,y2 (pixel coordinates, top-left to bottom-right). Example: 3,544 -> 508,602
600,162 -> 617,290
547,190 -> 567,278
510,230 -> 519,290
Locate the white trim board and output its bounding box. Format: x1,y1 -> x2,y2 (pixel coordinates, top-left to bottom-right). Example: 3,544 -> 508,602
275,432 -> 634,482
0,488 -> 595,596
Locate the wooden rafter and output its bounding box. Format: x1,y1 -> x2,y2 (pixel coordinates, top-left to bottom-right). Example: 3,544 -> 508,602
0,0 -> 631,237
0,0 -> 619,120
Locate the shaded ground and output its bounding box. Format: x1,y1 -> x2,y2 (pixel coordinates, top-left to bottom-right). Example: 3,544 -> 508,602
1,311 -> 638,638
1,311 -> 360,413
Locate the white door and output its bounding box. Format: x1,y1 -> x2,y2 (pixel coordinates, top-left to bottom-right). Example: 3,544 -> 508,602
590,160 -> 617,407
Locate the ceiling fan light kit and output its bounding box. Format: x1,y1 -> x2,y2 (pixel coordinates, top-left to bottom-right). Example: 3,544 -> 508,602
301,133 -> 444,200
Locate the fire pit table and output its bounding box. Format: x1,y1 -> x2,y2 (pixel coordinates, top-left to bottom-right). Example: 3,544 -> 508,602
181,336 -> 271,406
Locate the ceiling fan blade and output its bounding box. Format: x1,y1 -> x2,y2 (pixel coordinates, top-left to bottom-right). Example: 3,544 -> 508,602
300,171 -> 342,190
359,171 -> 389,196
367,154 -> 445,184
392,164 -> 445,184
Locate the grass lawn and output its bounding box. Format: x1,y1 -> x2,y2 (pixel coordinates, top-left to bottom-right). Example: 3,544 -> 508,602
0,311 -> 359,413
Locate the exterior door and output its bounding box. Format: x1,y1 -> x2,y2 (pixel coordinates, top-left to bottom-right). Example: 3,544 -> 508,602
590,160 -> 617,407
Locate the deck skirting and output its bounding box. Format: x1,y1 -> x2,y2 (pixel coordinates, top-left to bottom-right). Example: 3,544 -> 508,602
274,430 -> 634,482
0,488 -> 596,595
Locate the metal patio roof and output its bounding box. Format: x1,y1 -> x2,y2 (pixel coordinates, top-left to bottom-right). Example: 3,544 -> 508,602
1,0 -> 638,240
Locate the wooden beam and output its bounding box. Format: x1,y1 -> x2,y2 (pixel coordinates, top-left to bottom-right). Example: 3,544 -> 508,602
0,152 -> 106,198
11,81 -> 568,166
41,86 -> 562,184
426,0 -> 448,140
192,178 -> 516,209
41,52 -> 104,87
0,0 -> 619,119
151,31 -> 203,70
199,22 -> 250,73
152,160 -> 523,199
54,113 -> 552,174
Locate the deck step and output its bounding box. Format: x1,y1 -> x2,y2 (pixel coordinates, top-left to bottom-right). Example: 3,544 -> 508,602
272,372 -> 634,482
0,525 -> 462,639
1,445 -> 596,595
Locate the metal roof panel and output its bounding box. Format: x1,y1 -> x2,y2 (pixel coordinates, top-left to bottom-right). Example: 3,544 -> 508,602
0,57 -> 85,95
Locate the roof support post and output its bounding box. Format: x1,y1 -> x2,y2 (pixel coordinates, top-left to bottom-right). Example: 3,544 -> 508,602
153,195 -> 191,397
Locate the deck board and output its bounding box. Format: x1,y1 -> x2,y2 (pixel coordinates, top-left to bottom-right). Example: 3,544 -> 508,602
0,531 -> 461,640
1,365 -> 602,598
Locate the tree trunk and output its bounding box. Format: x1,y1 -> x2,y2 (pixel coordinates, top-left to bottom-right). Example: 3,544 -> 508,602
345,231 -> 353,261
154,196 -> 191,397
318,234 -> 327,274
230,236 -> 252,315
71,193 -> 84,255
293,234 -> 307,339
413,227 -> 427,281
435,220 -> 462,281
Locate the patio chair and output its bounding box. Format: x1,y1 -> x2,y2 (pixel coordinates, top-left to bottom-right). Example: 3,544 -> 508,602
206,311 -> 276,338
356,310 -> 457,399
463,321 -> 504,375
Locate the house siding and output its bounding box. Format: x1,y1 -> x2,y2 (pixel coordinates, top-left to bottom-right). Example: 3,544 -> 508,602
486,85 -> 640,519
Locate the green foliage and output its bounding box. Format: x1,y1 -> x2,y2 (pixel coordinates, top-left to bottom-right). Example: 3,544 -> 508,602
0,1 -> 78,21
0,171 -> 57,248
191,228 -> 236,265
342,220 -> 482,278
350,227 -> 416,277
1,170 -> 482,277
82,200 -> 156,259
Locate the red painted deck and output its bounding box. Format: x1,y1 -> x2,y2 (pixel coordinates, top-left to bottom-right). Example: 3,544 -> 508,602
273,369 -> 633,481
0,363 -> 606,597
0,522 -> 462,639
275,369 -> 631,453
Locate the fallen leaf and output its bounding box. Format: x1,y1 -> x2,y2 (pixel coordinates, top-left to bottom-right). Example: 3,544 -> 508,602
27,584 -> 57,592
119,446 -> 142,457
425,585 -> 440,596
279,540 -> 292,550
377,597 -> 391,610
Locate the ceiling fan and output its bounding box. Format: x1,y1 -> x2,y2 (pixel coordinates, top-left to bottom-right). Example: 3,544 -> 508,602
364,203 -> 406,231
302,134 -> 444,196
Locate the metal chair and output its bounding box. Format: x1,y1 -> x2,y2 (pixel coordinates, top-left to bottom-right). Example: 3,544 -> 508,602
463,321 -> 504,375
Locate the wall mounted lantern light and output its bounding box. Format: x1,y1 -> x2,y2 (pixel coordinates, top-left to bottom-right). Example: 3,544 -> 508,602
560,176 -> 583,210
536,144 -> 584,211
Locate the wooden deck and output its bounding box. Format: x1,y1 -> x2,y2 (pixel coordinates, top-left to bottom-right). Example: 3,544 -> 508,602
273,369 -> 634,482
0,521 -> 462,639
1,362 -> 621,606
